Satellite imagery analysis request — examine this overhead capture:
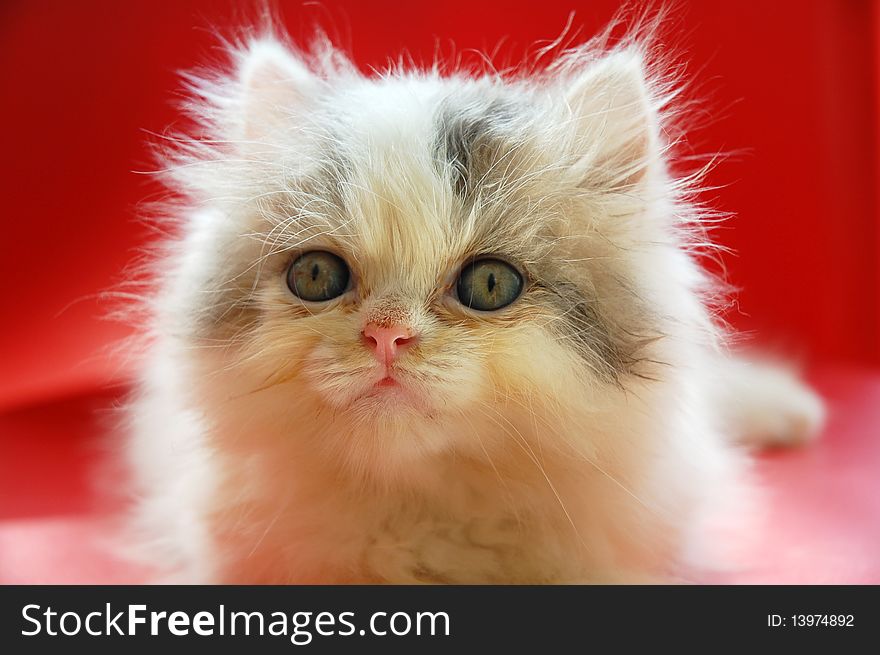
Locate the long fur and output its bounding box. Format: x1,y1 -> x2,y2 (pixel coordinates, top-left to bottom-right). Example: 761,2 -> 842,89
124,15 -> 824,583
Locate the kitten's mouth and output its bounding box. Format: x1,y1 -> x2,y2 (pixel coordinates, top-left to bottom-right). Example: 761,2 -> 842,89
359,371 -> 418,403
341,369 -> 435,416
376,376 -> 398,388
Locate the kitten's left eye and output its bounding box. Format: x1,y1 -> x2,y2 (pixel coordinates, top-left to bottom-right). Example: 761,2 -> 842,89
287,251 -> 350,302
456,258 -> 523,311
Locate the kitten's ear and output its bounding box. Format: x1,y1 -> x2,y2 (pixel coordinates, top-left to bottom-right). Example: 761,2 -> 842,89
565,49 -> 659,188
236,38 -> 320,140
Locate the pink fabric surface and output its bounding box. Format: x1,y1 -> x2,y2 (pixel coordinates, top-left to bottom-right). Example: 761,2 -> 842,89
712,367 -> 880,583
1,366 -> 878,584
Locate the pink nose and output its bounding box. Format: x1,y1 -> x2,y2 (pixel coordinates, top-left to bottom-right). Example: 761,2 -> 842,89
362,323 -> 417,366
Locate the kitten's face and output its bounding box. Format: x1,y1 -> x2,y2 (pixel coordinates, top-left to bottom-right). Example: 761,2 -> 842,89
241,133 -> 588,429
174,40 -> 677,473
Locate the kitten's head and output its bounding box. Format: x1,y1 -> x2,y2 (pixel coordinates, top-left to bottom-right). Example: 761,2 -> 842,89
159,34 -> 710,478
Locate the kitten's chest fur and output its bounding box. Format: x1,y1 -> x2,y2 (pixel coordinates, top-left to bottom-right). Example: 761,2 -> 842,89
355,505 -> 567,584
218,459 -> 580,584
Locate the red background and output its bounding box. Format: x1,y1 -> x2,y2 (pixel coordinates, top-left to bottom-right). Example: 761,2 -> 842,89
0,1 -> 878,583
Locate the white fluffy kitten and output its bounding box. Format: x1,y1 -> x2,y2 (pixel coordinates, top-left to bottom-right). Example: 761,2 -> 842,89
126,26 -> 823,583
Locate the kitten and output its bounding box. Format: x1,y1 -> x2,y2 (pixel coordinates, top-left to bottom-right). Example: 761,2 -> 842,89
125,26 -> 824,583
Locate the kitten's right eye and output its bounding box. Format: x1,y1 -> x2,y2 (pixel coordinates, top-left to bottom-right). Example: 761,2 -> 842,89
287,251 -> 350,302
456,258 -> 523,311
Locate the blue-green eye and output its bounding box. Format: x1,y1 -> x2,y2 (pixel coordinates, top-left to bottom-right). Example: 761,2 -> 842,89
287,251 -> 350,302
457,258 -> 523,311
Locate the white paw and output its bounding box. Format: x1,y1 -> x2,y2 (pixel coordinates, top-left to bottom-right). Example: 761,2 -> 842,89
737,371 -> 826,448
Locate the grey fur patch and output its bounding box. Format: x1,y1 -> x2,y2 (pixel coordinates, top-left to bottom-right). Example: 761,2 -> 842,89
433,98 -> 518,201
191,140 -> 355,341
533,279 -> 656,383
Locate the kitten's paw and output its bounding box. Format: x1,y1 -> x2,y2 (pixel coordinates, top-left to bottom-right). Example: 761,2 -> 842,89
720,359 -> 826,448
744,386 -> 824,448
